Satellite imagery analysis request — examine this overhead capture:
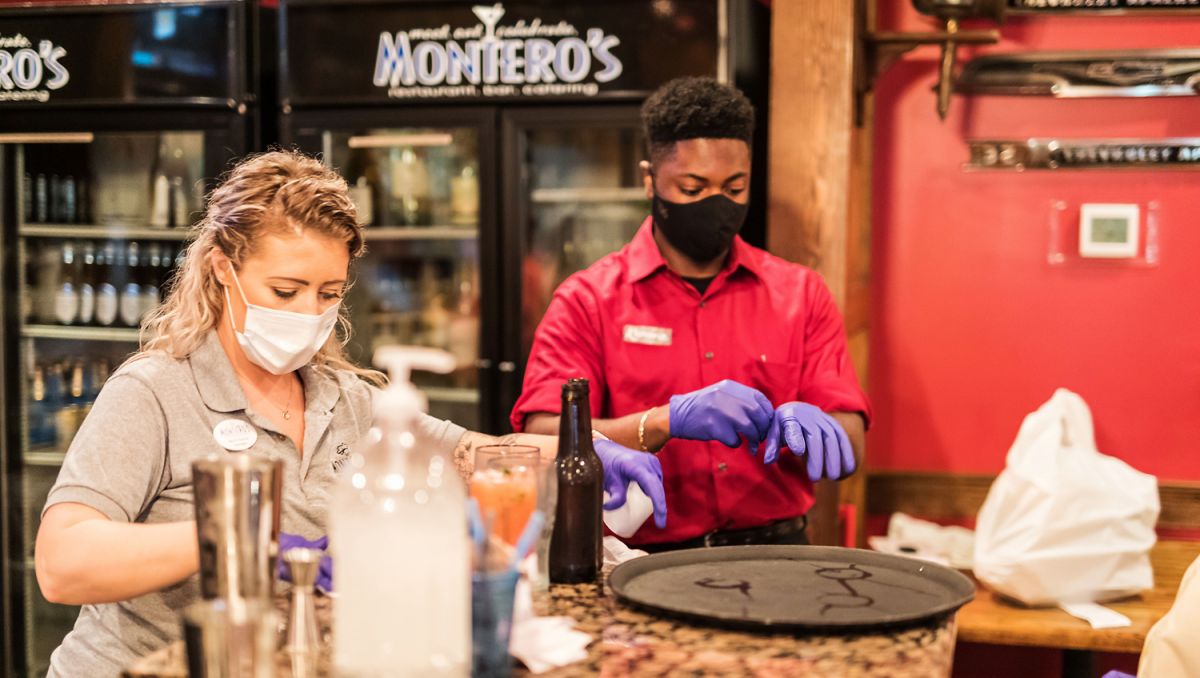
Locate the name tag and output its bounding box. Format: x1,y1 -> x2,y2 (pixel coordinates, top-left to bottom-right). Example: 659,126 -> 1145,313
213,419 -> 257,452
623,325 -> 672,347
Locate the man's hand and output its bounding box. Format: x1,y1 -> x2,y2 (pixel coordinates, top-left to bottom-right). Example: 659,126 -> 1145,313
668,380 -> 774,454
761,402 -> 856,481
594,439 -> 668,529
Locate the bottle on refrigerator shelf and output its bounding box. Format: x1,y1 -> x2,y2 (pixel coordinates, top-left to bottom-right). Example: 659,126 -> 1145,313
49,175 -> 62,223
34,243 -> 60,324
149,173 -> 170,228
422,294 -> 450,351
390,147 -> 430,226
449,163 -> 479,226
22,242 -> 37,324
28,366 -> 53,448
76,359 -> 97,422
119,242 -> 143,327
61,176 -> 77,224
446,265 -> 480,385
34,173 -> 48,223
76,178 -> 91,224
158,245 -> 174,297
56,361 -> 85,446
95,243 -> 119,327
141,243 -> 161,320
22,172 -> 33,224
54,242 -> 79,325
350,176 -> 374,227
43,364 -> 65,447
78,242 -> 96,326
549,378 -> 603,584
171,177 -> 189,228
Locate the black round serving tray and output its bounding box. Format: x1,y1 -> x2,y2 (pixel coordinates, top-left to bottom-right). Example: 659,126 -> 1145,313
608,545 -> 975,633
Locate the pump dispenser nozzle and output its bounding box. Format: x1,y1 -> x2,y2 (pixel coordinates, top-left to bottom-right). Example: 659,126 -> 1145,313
375,346 -> 457,385
371,346 -> 457,426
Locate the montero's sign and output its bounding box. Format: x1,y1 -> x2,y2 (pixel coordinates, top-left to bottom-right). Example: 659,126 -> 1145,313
281,0 -> 721,105
373,3 -> 623,99
0,32 -> 69,102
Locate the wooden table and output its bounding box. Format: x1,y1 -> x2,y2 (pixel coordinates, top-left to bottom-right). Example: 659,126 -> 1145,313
954,540 -> 1200,677
127,568 -> 964,677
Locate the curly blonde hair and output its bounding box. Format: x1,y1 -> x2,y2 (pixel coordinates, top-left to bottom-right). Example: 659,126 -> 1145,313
137,149 -> 384,385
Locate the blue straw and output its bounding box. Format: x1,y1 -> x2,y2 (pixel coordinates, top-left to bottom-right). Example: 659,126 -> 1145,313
508,510 -> 545,571
467,498 -> 486,547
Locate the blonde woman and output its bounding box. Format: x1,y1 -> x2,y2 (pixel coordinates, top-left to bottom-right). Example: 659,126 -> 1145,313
34,150 -> 666,677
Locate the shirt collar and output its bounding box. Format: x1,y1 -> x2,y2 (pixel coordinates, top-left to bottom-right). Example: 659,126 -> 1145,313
190,331 -> 247,414
189,330 -> 342,417
627,216 -> 764,284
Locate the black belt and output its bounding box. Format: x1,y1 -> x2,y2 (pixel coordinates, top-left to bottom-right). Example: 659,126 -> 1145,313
641,515 -> 809,553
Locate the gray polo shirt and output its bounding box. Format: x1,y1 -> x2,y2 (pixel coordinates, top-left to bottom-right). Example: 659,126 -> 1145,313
43,331 -> 466,678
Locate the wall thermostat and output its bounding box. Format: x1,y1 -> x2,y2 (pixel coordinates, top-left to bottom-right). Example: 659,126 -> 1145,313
1079,203 -> 1140,259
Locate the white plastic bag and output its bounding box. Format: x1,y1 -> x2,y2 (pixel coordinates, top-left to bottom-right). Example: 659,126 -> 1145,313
973,388 -> 1159,606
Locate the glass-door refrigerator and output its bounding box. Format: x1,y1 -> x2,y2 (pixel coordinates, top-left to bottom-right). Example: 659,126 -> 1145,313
280,0 -> 769,433
0,2 -> 263,675
285,108 -> 499,433
498,106 -> 651,421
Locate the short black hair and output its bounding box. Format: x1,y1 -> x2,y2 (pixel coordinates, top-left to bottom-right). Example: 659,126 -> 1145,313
641,77 -> 755,161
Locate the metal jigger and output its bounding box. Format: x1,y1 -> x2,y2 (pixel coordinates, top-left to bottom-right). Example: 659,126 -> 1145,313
283,548 -> 321,655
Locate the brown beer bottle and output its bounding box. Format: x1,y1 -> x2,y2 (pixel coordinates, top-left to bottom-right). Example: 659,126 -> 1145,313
549,378 -> 603,584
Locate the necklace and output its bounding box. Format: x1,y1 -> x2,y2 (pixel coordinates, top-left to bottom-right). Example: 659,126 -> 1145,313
279,376 -> 295,421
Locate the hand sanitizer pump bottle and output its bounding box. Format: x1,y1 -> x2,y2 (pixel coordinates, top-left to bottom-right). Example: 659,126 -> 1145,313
331,346 -> 469,677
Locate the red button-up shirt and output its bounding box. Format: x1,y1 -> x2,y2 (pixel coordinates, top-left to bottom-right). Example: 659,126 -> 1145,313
512,219 -> 871,545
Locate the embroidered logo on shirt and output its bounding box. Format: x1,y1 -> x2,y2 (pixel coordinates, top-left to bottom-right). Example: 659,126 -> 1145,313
332,442 -> 350,473
623,325 -> 673,347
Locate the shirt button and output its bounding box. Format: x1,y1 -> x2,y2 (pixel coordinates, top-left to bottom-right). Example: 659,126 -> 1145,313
704,351 -> 714,360
699,301 -> 706,308
718,462 -> 728,472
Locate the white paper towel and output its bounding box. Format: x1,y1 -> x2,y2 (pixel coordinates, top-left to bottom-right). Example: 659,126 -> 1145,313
602,481 -> 654,538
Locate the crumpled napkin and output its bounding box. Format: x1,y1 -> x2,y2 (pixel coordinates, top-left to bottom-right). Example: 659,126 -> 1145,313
603,535 -> 648,567
509,613 -> 592,674
508,567 -> 592,674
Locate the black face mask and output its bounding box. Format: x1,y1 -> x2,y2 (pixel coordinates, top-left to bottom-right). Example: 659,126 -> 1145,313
652,191 -> 749,264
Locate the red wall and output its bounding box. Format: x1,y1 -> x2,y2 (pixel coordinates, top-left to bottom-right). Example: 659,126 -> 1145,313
870,3 -> 1200,480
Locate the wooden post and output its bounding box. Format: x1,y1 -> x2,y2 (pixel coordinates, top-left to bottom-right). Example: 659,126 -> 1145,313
767,0 -> 872,547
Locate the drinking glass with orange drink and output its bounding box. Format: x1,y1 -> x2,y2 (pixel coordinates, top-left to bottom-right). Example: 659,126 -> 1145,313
469,446 -> 540,545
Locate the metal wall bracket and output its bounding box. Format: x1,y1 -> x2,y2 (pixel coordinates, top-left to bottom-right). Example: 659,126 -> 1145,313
857,20 -> 999,124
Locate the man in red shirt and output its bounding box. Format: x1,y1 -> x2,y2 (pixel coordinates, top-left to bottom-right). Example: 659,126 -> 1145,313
511,77 -> 870,550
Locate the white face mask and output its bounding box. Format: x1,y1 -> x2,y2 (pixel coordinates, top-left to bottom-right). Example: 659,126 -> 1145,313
224,269 -> 340,375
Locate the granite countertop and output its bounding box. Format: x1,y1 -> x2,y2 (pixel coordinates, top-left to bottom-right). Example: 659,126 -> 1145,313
125,574 -> 958,677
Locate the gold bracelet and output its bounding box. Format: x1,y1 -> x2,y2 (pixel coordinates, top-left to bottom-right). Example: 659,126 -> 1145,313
638,407 -> 656,452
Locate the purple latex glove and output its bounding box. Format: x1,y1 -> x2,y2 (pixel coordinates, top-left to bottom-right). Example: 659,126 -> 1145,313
594,439 -> 668,529
761,402 -> 856,481
277,532 -> 333,593
668,379 -> 774,455
1101,673 -> 1135,678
